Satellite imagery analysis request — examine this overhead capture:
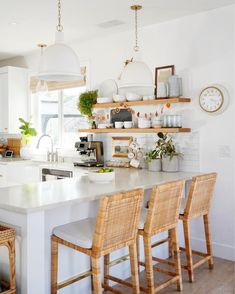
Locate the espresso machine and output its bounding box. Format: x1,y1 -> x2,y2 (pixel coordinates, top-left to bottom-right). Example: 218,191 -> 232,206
74,137 -> 104,167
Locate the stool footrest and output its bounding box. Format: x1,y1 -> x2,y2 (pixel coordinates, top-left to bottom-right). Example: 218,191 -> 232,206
102,283 -> 124,294
109,254 -> 130,267
152,256 -> 176,267
57,270 -> 92,290
105,274 -> 133,288
153,265 -> 177,277
151,237 -> 169,248
193,256 -> 211,269
179,247 -> 209,258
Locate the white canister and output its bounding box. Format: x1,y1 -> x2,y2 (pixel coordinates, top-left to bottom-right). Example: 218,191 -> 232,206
157,82 -> 168,98
162,156 -> 179,172
168,75 -> 181,97
148,159 -> 162,172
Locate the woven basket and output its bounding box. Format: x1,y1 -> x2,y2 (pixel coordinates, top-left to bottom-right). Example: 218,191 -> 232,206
0,225 -> 15,243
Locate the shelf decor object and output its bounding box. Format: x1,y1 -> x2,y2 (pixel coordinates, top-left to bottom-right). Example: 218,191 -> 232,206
119,5 -> 154,93
112,136 -> 132,158
199,84 -> 229,115
38,0 -> 81,81
155,65 -> 175,97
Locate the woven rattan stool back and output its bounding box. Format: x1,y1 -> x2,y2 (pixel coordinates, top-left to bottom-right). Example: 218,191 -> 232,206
144,180 -> 185,235
184,173 -> 217,219
92,188 -> 144,256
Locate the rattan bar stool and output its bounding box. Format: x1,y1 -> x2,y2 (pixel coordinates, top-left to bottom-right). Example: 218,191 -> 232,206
138,180 -> 185,293
178,173 -> 217,282
51,188 -> 144,294
103,180 -> 185,294
0,224 -> 16,294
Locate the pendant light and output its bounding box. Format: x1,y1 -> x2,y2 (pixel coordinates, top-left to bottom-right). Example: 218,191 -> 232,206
119,5 -> 153,88
36,44 -> 48,94
38,0 -> 81,81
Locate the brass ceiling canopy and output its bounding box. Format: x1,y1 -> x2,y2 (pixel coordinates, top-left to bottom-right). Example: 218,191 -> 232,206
130,5 -> 142,11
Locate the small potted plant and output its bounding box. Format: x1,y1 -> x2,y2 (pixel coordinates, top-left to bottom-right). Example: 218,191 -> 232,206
77,90 -> 98,127
157,132 -> 182,172
19,118 -> 37,159
144,149 -> 162,172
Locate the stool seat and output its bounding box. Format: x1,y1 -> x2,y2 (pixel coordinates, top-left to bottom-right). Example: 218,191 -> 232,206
53,218 -> 96,248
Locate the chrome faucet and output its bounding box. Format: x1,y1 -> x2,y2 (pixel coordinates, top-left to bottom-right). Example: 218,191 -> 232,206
36,134 -> 57,162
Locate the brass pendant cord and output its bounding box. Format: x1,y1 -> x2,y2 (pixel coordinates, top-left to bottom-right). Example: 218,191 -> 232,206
131,5 -> 142,52
56,0 -> 63,32
134,8 -> 139,52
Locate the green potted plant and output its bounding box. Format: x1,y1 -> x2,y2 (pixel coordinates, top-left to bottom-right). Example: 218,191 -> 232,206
77,90 -> 98,125
19,118 -> 37,159
144,148 -> 162,172
157,132 -> 182,172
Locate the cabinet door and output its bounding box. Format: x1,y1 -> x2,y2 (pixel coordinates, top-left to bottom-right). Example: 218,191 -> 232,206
0,73 -> 9,132
8,67 -> 29,133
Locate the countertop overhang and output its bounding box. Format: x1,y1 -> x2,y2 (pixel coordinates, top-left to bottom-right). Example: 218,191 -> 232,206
0,168 -> 199,214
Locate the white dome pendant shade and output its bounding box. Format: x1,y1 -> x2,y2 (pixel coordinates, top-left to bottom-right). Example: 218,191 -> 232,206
119,5 -> 154,89
38,32 -> 81,81
119,60 -> 153,87
37,0 -> 81,82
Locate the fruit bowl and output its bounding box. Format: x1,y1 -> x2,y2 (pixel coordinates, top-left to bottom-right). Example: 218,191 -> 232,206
88,168 -> 115,183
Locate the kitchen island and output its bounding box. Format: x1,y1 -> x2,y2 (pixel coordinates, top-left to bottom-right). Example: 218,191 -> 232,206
0,168 -> 199,294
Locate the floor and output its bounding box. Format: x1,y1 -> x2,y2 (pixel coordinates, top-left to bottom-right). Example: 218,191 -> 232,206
110,255 -> 235,294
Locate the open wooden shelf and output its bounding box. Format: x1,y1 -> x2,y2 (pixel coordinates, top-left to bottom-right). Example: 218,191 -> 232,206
93,97 -> 191,108
79,128 -> 191,133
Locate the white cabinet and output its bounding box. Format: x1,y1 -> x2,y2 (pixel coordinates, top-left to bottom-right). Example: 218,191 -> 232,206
0,66 -> 29,133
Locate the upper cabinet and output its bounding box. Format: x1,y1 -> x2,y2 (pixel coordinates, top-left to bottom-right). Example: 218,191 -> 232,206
0,66 -> 29,133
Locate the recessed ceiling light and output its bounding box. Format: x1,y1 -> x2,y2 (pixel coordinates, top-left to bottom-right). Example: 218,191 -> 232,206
97,20 -> 125,29
9,21 -> 19,25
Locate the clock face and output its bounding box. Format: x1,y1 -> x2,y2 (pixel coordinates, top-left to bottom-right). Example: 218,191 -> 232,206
199,86 -> 224,113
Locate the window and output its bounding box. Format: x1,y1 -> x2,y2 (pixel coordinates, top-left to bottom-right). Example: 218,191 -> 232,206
30,68 -> 89,148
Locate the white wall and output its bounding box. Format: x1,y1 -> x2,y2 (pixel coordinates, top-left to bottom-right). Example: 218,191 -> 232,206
1,5 -> 234,260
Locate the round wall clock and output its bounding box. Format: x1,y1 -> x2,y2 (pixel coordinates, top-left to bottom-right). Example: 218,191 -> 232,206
199,84 -> 229,114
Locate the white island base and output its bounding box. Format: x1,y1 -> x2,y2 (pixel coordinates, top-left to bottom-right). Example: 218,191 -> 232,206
0,169 -> 196,294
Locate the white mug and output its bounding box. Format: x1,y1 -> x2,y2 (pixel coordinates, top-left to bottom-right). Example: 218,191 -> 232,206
115,121 -> 124,128
124,121 -> 133,129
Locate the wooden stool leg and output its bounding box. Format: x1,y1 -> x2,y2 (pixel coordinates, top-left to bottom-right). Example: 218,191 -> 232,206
171,228 -> 183,291
203,214 -> 214,269
103,254 -> 110,290
136,236 -> 140,273
168,230 -> 173,258
91,257 -> 102,294
51,238 -> 59,294
183,220 -> 194,282
129,243 -> 140,294
143,236 -> 154,294
8,240 -> 16,291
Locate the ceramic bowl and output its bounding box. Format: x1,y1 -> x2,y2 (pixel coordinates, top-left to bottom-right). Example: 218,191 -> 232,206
126,93 -> 142,101
88,170 -> 115,183
97,123 -> 113,129
113,94 -> 126,102
97,97 -> 113,104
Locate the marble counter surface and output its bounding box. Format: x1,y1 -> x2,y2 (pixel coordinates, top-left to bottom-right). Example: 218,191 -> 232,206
0,168 -> 198,214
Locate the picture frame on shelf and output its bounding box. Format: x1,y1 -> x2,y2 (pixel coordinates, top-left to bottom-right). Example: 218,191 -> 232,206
112,136 -> 132,158
155,65 -> 175,97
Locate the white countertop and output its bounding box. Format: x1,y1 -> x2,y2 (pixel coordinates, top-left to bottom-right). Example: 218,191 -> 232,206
0,168 -> 198,214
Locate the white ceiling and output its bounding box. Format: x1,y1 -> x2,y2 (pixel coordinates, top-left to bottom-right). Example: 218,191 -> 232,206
0,0 -> 234,61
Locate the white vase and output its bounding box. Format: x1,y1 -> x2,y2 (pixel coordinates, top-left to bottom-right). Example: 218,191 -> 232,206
162,156 -> 179,172
20,144 -> 33,160
148,159 -> 162,172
